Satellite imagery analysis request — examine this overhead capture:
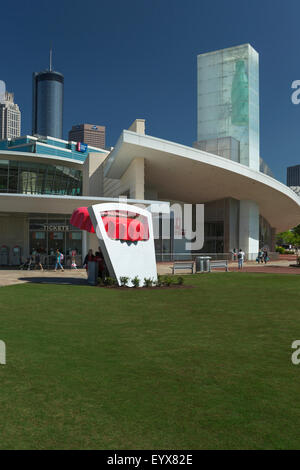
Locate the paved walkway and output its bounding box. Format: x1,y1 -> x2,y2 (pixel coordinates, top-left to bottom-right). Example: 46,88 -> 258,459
156,258 -> 300,275
1,257 -> 299,287
0,269 -> 88,287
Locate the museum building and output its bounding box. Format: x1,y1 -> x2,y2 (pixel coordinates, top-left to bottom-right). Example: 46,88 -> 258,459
1,44 -> 300,266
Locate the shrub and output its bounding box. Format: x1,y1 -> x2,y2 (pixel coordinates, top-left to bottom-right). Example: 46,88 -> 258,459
155,275 -> 163,287
104,276 -> 117,286
98,277 -> 104,286
276,246 -> 285,254
131,276 -> 140,288
153,275 -> 184,287
120,276 -> 129,287
162,275 -> 173,287
144,277 -> 154,288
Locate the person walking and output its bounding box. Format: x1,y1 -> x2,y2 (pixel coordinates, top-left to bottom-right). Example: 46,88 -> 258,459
263,248 -> 269,264
54,249 -> 64,272
256,248 -> 263,264
71,248 -> 77,269
35,251 -> 44,271
28,249 -> 36,270
237,249 -> 245,269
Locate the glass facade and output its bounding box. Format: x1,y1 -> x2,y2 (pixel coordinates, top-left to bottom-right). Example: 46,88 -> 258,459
194,136 -> 240,162
153,198 -> 274,260
32,71 -> 64,139
197,44 -> 259,170
0,160 -> 82,195
259,215 -> 273,250
154,202 -> 226,261
29,215 -> 82,265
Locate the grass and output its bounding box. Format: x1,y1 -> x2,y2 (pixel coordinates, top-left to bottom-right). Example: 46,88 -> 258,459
1,272 -> 300,449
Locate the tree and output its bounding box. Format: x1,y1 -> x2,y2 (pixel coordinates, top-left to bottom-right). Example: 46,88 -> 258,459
276,227 -> 300,247
293,224 -> 300,237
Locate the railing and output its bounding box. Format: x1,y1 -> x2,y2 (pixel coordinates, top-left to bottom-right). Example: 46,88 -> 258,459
4,252 -> 281,269
20,255 -> 83,270
155,252 -> 280,262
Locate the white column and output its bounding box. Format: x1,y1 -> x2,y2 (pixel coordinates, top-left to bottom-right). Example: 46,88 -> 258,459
82,231 -> 99,262
239,200 -> 259,260
82,230 -> 88,260
226,198 -> 239,252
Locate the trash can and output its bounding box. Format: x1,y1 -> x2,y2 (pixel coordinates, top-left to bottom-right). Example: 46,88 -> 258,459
196,256 -> 211,272
196,257 -> 204,272
87,261 -> 98,286
204,256 -> 211,272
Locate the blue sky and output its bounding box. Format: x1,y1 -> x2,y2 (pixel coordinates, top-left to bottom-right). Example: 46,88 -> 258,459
1,0 -> 300,182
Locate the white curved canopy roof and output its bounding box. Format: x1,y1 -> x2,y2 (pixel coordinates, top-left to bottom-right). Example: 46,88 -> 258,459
105,131 -> 300,232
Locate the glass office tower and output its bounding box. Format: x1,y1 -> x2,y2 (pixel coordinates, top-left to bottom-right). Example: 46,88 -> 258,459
32,70 -> 64,139
197,44 -> 259,170
287,165 -> 300,187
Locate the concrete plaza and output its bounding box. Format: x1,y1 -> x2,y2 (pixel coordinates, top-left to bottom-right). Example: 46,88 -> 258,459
0,256 -> 299,287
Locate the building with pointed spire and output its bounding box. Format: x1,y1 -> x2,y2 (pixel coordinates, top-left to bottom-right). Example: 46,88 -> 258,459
0,83 -> 21,140
32,49 -> 64,139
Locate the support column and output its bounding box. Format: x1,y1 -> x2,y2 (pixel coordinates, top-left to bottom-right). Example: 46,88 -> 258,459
271,227 -> 276,252
82,231 -> 99,264
82,230 -> 88,260
87,232 -> 99,253
224,198 -> 239,253
239,200 -> 259,260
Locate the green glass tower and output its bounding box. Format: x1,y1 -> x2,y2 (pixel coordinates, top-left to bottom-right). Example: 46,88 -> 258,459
197,44 -> 259,170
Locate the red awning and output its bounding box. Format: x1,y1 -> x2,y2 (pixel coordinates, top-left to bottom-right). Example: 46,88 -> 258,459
70,207 -> 95,233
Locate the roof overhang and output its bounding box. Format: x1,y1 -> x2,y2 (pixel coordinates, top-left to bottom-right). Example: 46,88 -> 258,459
0,193 -> 169,216
104,131 -> 300,232
0,150 -> 83,168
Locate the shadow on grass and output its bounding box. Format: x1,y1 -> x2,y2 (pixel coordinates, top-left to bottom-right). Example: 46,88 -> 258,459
18,276 -> 89,286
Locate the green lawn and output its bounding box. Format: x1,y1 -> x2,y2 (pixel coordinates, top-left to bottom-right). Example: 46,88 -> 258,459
1,273 -> 300,449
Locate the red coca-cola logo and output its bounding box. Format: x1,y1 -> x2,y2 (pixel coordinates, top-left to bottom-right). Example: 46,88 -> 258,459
70,207 -> 149,241
101,215 -> 149,241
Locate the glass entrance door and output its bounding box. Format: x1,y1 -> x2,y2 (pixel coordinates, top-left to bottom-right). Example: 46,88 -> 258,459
48,231 -> 65,256
29,215 -> 82,267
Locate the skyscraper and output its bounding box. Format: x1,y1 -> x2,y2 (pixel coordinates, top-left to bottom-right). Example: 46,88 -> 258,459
68,124 -> 106,149
197,44 -> 259,170
287,164 -> 300,194
32,53 -> 64,139
0,87 -> 21,140
286,165 -> 300,197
